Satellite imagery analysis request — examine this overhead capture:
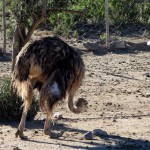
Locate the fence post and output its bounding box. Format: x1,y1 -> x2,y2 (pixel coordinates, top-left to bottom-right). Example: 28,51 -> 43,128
2,0 -> 6,53
105,0 -> 110,49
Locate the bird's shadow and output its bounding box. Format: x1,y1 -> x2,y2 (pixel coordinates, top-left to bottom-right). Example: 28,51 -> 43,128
1,119 -> 150,150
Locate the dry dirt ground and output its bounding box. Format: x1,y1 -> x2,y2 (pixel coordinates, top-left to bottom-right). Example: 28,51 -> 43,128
0,36 -> 150,150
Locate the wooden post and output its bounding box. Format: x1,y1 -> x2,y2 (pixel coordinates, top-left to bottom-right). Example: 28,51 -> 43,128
105,0 -> 110,49
2,0 -> 6,53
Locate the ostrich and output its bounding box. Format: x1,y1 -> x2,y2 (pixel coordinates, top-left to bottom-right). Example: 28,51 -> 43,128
13,36 -> 88,139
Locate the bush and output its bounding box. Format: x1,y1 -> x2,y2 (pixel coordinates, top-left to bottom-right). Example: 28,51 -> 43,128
0,76 -> 39,122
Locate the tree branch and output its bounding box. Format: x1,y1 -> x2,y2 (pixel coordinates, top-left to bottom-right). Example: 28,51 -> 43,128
47,8 -> 87,16
22,17 -> 45,47
18,25 -> 25,42
21,5 -> 86,47
22,0 -> 48,47
42,0 -> 47,17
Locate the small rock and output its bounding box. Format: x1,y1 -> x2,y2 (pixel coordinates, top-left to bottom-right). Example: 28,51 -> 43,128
53,112 -> 63,119
145,93 -> 150,98
144,73 -> 150,77
83,42 -> 100,51
113,119 -> 117,122
147,40 -> 150,46
34,130 -> 38,134
13,147 -> 21,150
92,129 -> 108,137
110,40 -> 126,49
78,137 -> 84,140
84,132 -> 93,140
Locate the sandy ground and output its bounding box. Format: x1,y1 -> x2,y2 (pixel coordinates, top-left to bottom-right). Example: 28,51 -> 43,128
0,37 -> 150,150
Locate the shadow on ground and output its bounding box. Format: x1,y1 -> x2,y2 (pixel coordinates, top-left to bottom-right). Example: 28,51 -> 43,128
0,52 -> 11,62
80,41 -> 150,56
54,134 -> 150,150
109,42 -> 150,55
1,119 -> 150,150
26,126 -> 150,150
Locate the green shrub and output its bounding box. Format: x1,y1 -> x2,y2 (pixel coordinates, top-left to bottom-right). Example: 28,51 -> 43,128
0,76 -> 39,122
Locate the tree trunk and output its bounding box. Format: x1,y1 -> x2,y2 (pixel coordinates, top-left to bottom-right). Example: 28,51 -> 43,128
12,27 -> 22,71
11,19 -> 44,71
2,0 -> 6,53
11,0 -> 47,71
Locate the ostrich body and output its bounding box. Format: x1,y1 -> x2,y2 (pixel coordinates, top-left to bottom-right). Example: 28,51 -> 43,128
13,36 -> 87,139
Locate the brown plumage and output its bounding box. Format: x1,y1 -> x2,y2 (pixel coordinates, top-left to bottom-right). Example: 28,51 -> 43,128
13,36 -> 88,139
